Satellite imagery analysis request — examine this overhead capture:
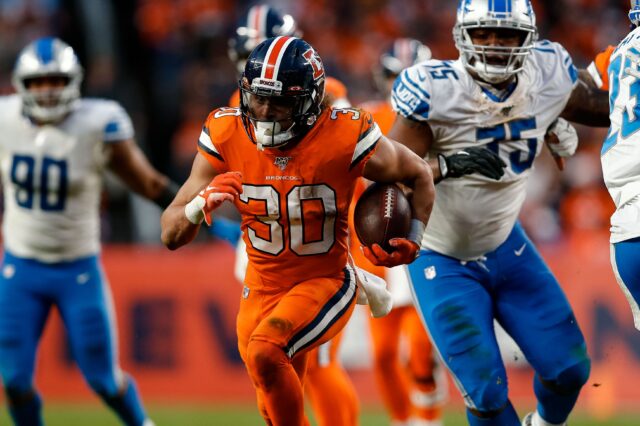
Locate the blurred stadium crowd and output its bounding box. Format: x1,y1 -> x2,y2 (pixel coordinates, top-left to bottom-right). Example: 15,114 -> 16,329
0,0 -> 626,244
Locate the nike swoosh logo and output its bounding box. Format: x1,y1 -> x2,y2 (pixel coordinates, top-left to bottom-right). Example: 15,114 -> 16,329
514,243 -> 526,256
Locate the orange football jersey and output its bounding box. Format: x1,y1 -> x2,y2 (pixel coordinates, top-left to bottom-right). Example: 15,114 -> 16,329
198,107 -> 381,289
587,45 -> 615,91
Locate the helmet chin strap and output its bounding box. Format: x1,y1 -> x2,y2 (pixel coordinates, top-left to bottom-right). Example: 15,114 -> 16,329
253,120 -> 295,150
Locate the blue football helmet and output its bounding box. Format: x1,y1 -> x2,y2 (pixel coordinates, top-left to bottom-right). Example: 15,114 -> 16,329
380,38 -> 432,77
228,5 -> 300,74
375,38 -> 431,93
454,0 -> 538,84
631,0 -> 640,27
12,37 -> 83,123
239,36 -> 325,149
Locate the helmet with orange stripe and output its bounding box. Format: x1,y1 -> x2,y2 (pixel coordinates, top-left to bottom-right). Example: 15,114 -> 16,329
228,5 -> 300,74
239,37 -> 325,150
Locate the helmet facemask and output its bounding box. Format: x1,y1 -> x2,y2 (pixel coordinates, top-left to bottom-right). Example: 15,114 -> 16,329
455,24 -> 536,84
17,75 -> 81,123
240,76 -> 323,150
12,38 -> 83,124
454,0 -> 538,85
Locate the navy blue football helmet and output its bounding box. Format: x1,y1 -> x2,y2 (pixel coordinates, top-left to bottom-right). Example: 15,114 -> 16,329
374,38 -> 431,94
239,36 -> 325,149
380,38 -> 432,78
228,5 -> 300,74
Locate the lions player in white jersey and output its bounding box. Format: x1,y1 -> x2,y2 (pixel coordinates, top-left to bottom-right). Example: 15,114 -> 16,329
603,1 -> 640,333
0,38 -> 177,426
374,1 -> 610,425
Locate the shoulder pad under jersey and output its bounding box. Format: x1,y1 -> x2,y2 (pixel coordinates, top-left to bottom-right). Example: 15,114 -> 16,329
205,107 -> 243,146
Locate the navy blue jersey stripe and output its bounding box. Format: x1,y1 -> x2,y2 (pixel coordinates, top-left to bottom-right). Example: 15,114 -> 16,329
198,140 -> 223,162
284,268 -> 355,357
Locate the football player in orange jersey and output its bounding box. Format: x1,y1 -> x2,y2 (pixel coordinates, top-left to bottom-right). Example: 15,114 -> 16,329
225,7 -> 359,426
358,38 -> 448,426
161,36 -> 437,426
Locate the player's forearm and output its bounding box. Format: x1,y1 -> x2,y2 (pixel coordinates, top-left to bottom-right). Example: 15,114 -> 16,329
407,162 -> 435,225
561,78 -> 610,127
160,205 -> 200,250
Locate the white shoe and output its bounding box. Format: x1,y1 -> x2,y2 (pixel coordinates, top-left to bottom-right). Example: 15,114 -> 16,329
522,411 -> 567,426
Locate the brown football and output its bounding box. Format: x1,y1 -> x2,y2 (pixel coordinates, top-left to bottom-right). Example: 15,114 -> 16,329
354,183 -> 412,252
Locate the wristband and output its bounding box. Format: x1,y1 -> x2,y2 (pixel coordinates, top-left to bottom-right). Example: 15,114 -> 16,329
184,196 -> 205,225
407,219 -> 426,247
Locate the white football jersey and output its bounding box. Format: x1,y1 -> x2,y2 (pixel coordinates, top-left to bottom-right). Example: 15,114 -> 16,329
392,40 -> 578,260
602,27 -> 640,243
0,95 -> 133,262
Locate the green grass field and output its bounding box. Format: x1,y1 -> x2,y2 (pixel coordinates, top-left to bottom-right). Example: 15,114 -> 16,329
0,404 -> 637,425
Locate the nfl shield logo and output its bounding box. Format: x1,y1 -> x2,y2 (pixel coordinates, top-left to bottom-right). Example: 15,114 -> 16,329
424,266 -> 436,280
274,156 -> 292,171
242,286 -> 250,299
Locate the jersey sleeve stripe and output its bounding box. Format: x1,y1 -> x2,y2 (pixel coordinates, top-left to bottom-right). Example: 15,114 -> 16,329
198,127 -> 223,161
400,72 -> 431,100
391,96 -> 430,123
284,267 -> 356,358
350,122 -> 381,169
103,120 -> 134,142
534,47 -> 555,53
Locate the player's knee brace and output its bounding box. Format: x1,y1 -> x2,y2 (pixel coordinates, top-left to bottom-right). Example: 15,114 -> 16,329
245,339 -> 289,386
542,358 -> 591,395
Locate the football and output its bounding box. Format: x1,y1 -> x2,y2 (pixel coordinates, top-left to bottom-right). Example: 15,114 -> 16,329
354,183 -> 412,252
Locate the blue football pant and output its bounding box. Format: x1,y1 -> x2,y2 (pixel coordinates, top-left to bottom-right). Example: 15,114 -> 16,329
611,237 -> 640,331
0,252 -> 148,426
407,224 -> 590,424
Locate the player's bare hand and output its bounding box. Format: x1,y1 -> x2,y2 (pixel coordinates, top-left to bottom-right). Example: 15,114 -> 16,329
362,238 -> 419,267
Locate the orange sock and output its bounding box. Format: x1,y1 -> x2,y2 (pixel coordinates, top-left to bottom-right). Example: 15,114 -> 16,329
305,349 -> 359,426
246,339 -> 308,425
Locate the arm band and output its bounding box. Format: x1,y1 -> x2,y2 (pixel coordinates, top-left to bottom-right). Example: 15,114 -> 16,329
153,181 -> 180,209
184,196 -> 205,225
407,219 -> 426,247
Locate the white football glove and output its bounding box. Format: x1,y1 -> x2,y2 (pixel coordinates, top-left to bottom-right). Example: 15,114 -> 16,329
545,118 -> 578,158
